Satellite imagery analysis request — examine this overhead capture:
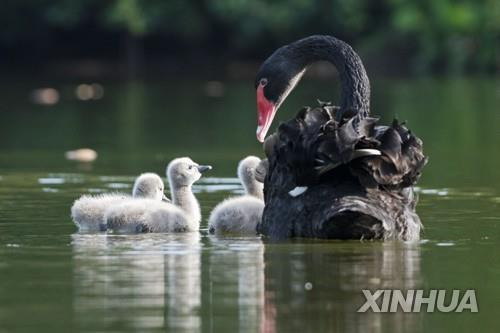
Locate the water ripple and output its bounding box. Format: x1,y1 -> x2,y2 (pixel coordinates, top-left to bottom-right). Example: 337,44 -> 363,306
38,177 -> 65,185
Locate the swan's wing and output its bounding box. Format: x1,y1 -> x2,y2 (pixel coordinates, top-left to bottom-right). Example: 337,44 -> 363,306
266,102 -> 427,190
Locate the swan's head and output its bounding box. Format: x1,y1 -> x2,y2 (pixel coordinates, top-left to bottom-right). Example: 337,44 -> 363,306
237,156 -> 264,199
132,173 -> 169,202
255,44 -> 306,142
167,157 -> 212,188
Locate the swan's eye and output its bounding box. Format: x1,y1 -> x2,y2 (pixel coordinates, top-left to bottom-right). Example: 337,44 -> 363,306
260,78 -> 268,87
188,165 -> 194,170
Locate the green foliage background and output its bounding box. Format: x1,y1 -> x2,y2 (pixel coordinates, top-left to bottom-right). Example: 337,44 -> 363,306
1,0 -> 498,74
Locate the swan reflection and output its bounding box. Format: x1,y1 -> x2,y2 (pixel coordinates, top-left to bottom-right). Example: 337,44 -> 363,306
205,236 -> 265,332
71,232 -> 202,332
71,233 -> 266,332
72,232 -> 421,332
262,240 -> 422,333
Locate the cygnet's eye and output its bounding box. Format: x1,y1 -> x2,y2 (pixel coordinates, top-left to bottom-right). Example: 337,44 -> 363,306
260,78 -> 268,87
188,165 -> 194,170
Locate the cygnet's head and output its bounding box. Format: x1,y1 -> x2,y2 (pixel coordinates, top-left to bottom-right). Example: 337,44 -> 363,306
167,157 -> 212,188
237,156 -> 264,199
132,173 -> 169,202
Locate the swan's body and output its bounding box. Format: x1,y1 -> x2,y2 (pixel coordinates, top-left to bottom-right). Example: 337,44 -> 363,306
105,157 -> 211,233
254,35 -> 427,240
71,193 -> 129,231
71,173 -> 168,231
208,156 -> 265,235
208,196 -> 264,235
104,199 -> 191,233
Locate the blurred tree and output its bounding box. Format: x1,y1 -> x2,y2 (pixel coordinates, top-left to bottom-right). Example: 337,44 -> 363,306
0,0 -> 497,75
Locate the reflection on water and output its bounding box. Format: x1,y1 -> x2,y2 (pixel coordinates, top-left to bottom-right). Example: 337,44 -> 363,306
71,233 -> 266,332
206,236 -> 265,332
71,232 -> 422,332
263,241 -> 422,332
72,233 -> 202,332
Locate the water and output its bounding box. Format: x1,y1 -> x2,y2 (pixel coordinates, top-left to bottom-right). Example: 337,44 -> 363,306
0,77 -> 499,332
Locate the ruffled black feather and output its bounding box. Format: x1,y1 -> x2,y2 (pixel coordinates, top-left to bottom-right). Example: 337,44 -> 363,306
265,101 -> 427,191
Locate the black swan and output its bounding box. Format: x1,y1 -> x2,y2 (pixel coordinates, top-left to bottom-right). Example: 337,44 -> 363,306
254,35 -> 427,240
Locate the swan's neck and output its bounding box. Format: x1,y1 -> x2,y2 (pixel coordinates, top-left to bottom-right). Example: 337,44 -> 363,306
172,185 -> 200,225
287,35 -> 370,119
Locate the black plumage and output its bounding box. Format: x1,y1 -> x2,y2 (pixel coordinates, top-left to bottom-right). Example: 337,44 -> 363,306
255,36 -> 428,240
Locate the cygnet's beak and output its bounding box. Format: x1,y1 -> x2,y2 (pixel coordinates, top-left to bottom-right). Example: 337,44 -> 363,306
162,194 -> 171,203
197,165 -> 212,173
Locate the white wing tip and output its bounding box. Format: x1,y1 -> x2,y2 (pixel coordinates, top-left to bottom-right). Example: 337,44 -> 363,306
351,149 -> 382,159
288,186 -> 308,197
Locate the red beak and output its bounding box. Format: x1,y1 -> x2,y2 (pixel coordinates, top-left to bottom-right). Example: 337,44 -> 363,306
256,84 -> 276,143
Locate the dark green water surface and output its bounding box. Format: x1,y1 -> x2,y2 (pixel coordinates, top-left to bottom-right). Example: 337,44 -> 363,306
0,77 -> 499,332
